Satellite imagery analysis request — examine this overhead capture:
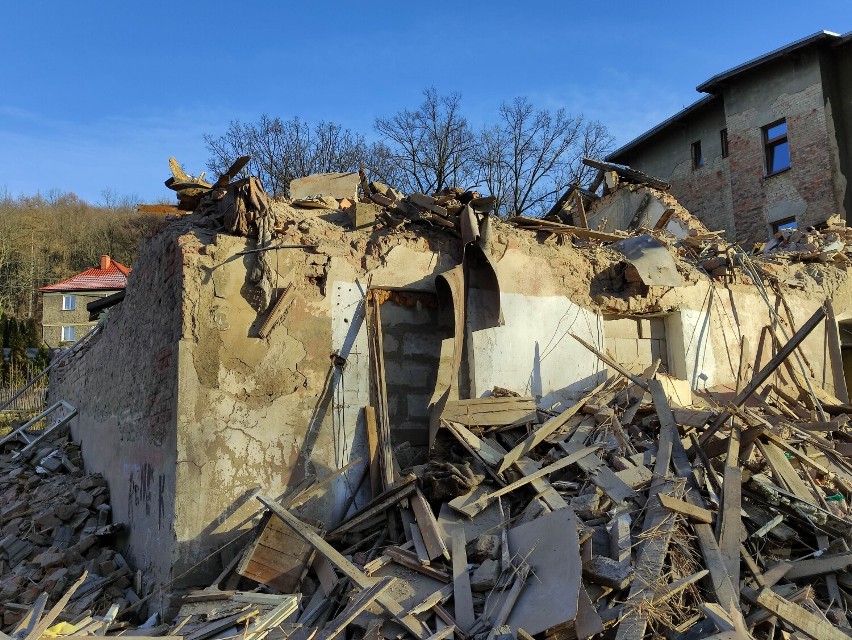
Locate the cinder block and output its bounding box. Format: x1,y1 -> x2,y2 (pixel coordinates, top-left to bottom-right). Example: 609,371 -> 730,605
402,332 -> 442,357
407,394 -> 433,418
604,317 -> 639,340
637,318 -> 652,339
636,339 -> 653,365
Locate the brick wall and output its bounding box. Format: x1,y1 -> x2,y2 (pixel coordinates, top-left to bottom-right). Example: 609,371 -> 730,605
726,80 -> 838,244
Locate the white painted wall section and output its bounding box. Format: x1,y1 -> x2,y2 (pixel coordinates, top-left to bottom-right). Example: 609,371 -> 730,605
469,291 -> 605,408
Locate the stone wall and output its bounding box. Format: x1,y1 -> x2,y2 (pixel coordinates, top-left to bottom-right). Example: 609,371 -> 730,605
48,220 -> 182,598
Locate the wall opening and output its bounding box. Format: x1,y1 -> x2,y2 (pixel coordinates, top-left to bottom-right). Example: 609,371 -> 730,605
377,290 -> 443,448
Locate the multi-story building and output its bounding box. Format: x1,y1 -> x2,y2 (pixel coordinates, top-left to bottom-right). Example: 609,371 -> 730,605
39,255 -> 130,346
607,30 -> 852,244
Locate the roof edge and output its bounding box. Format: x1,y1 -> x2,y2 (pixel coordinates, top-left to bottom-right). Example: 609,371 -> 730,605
696,30 -> 842,93
605,94 -> 718,162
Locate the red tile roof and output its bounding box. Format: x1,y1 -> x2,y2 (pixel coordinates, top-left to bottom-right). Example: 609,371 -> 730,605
39,256 -> 131,292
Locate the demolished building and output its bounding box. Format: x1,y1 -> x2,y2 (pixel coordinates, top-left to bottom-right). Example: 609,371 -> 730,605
13,158 -> 852,638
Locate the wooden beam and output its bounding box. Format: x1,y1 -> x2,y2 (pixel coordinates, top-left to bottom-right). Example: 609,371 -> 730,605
497,379 -> 607,474
364,407 -> 381,499
448,445 -> 600,518
825,300 -> 850,403
410,489 -> 450,561
581,157 -> 671,190
329,474 -> 416,537
658,493 -> 713,523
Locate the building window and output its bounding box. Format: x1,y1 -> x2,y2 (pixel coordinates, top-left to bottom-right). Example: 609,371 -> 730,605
771,217 -> 797,234
720,129 -> 729,158
60,325 -> 77,343
691,140 -> 703,170
62,294 -> 76,311
763,119 -> 790,175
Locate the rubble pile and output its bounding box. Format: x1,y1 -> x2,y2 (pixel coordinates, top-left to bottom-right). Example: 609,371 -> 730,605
763,214 -> 852,263
0,415 -> 136,631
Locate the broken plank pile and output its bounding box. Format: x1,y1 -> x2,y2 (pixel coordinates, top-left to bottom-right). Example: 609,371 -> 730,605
224,304 -> 852,639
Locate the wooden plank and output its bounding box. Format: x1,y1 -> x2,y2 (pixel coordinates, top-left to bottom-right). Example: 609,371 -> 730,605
442,421 -> 504,468
511,459 -> 568,511
717,464 -> 742,588
386,545 -> 450,583
761,429 -> 829,474
545,181 -> 579,219
364,407 -> 381,500
315,578 -> 394,640
745,587 -> 852,640
658,493 -> 713,523
582,157 -> 672,190
24,570 -> 88,640
410,489 -> 450,561
558,441 -> 638,503
329,474 -> 416,537
497,380 -> 607,474
654,381 -> 740,613
237,510 -> 318,592
614,384 -> 677,640
368,296 -> 396,491
699,305 -> 827,445
826,300 -> 850,403
784,553 -> 852,580
256,496 -> 430,639
451,532 -> 475,633
572,190 -> 588,229
448,445 -> 600,518
485,565 -> 529,640
757,441 -> 815,502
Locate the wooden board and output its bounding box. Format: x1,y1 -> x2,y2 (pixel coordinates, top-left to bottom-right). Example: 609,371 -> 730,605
237,513 -> 316,592
442,397 -> 537,427
451,532 -> 475,632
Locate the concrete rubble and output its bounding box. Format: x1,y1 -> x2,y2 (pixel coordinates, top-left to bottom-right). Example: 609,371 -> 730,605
11,156 -> 852,639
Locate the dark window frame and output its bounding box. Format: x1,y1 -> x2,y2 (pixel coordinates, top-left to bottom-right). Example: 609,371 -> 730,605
771,216 -> 797,234
763,118 -> 790,176
691,140 -> 703,170
720,128 -> 729,158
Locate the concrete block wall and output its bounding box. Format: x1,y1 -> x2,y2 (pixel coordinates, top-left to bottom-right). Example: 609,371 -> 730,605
381,296 -> 442,447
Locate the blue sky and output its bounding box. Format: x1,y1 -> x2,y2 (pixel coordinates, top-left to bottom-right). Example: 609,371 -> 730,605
1,1 -> 850,204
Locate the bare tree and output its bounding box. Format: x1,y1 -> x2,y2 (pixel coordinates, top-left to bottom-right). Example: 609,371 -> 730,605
204,116 -> 368,198
477,98 -> 614,218
373,88 -> 476,194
